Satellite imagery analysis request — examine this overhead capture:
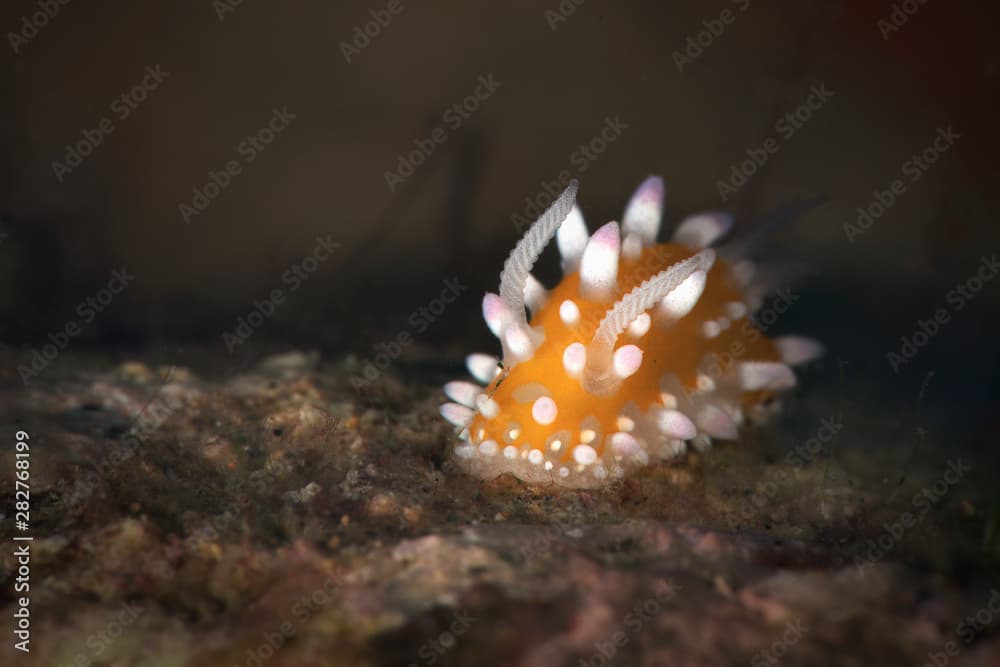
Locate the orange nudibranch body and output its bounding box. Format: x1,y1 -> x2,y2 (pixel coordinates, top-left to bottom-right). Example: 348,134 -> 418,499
441,177 -> 821,488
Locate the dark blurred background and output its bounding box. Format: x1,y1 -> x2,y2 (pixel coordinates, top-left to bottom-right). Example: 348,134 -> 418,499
3,1 -> 998,441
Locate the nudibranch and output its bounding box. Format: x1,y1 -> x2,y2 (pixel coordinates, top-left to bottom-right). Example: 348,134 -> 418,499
440,177 -> 821,488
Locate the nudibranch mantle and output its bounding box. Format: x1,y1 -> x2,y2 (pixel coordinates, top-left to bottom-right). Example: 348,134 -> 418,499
441,177 -> 821,488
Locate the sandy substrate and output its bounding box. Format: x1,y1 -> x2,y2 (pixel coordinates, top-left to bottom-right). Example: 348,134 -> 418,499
1,347 -> 997,666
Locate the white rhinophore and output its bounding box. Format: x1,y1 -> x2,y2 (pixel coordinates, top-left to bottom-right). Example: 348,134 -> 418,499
496,180 -> 579,361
